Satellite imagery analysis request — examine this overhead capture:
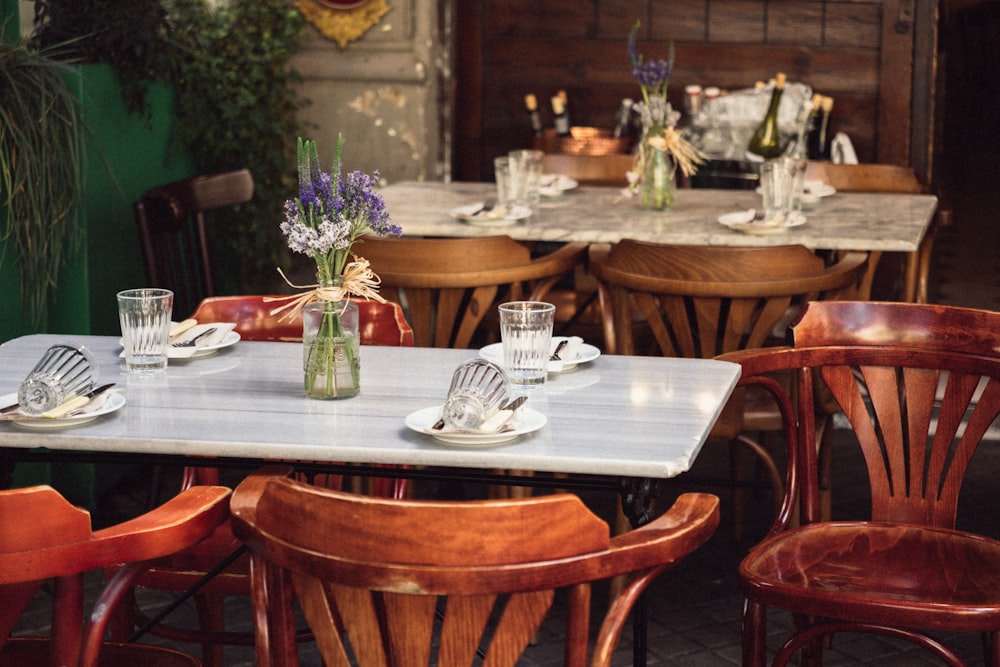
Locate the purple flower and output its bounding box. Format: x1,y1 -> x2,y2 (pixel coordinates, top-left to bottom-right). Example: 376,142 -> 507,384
281,135 -> 402,281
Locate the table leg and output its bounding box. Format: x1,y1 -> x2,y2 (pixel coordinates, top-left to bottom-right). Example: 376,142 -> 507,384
619,477 -> 659,667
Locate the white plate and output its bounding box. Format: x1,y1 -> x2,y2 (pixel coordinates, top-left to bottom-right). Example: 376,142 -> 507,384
169,331 -> 240,359
405,405 -> 547,447
718,210 -> 807,235
754,181 -> 836,199
4,391 -> 126,429
539,174 -> 579,197
478,339 -> 601,373
449,203 -> 532,226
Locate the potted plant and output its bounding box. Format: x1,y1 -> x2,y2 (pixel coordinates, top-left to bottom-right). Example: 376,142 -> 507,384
0,37 -> 84,334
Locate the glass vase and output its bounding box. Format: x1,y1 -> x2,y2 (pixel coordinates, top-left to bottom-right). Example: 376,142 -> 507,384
302,300 -> 360,399
640,141 -> 676,211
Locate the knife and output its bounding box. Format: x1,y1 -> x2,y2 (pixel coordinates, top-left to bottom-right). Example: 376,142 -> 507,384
0,382 -> 116,419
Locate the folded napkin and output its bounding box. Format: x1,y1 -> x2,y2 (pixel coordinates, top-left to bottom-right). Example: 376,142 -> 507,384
549,336 -> 583,372
168,322 -> 237,359
170,318 -> 198,338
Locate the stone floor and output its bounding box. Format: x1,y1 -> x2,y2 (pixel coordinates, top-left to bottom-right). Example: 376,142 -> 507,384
12,138 -> 1000,665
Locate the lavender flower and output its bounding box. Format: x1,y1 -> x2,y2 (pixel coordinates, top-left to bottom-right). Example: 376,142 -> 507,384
627,20 -> 674,113
281,135 -> 402,285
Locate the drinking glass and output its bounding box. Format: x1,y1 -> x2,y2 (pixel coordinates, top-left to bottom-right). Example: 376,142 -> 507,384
18,344 -> 96,415
441,359 -> 510,430
759,160 -> 799,220
509,149 -> 544,208
118,288 -> 174,374
499,301 -> 555,386
494,156 -> 515,208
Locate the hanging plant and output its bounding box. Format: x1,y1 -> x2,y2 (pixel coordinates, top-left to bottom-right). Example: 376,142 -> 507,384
0,39 -> 83,331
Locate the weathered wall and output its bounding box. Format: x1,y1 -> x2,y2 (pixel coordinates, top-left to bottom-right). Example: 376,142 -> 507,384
291,1 -> 451,185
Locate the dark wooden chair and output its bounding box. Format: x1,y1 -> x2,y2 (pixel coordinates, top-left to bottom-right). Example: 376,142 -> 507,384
589,241 -> 868,538
134,169 -> 255,319
804,161 -> 950,304
360,235 -> 586,348
230,466 -> 720,667
1,484 -> 230,667
109,300 -> 412,667
189,295 -> 414,346
725,301 -> 1000,666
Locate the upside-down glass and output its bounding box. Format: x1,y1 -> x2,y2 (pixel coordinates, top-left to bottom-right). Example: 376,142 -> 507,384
17,344 -> 96,415
499,301 -> 555,386
441,358 -> 511,430
117,288 -> 174,374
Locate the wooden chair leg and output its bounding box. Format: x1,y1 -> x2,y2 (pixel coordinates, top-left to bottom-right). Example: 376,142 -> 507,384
194,592 -> 226,667
742,599 -> 768,667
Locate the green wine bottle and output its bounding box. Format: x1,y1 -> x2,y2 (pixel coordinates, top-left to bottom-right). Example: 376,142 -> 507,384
747,72 -> 786,159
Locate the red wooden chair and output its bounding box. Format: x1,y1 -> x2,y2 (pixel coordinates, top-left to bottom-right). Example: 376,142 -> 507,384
723,301 -> 1000,666
110,298 -> 413,666
1,484 -> 230,667
230,466 -> 720,667
189,295 -> 414,346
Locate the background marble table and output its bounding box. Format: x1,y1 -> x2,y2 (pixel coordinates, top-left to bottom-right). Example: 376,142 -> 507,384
379,181 -> 938,252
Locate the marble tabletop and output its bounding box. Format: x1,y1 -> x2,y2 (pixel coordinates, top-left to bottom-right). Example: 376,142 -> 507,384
379,181 -> 938,252
0,335 -> 740,480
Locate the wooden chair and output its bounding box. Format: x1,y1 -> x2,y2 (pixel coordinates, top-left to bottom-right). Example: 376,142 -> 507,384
189,295 -> 414,346
727,301 -> 1000,667
1,484 -> 230,667
589,241 -> 868,537
230,466 -> 720,667
804,161 -> 951,303
110,299 -> 412,667
359,235 -> 586,348
134,169 -> 255,319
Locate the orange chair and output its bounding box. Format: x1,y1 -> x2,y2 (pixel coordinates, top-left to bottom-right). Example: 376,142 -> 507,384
727,301 -> 1000,666
1,484 -> 230,667
189,295 -> 414,346
231,467 -> 720,667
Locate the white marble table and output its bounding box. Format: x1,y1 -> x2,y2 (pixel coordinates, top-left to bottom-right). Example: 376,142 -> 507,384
379,181 -> 938,252
0,335 -> 740,482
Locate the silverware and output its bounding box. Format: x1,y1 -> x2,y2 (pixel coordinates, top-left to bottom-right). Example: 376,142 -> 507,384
0,382 -> 116,420
550,339 -> 568,361
470,200 -> 496,216
752,209 -> 766,223
431,395 -> 527,431
171,327 -> 217,348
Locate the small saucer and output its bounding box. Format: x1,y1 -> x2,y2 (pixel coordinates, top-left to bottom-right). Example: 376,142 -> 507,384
405,405 -> 546,447
718,210 -> 806,235
449,203 -> 532,226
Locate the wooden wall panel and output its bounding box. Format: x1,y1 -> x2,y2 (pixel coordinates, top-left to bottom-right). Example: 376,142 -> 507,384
453,0 -> 935,182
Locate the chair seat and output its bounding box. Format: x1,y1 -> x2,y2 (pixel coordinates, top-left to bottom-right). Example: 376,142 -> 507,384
741,521 -> 1000,631
2,637 -> 201,666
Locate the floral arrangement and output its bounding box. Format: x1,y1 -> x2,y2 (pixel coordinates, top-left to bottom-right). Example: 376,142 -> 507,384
270,135 -> 401,397
625,21 -> 703,207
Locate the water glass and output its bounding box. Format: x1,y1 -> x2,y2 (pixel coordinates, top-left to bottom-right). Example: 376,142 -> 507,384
509,149 -> 544,208
18,344 -> 96,415
759,159 -> 800,220
494,156 -> 514,208
118,288 -> 174,374
499,301 -> 555,386
442,359 -> 510,430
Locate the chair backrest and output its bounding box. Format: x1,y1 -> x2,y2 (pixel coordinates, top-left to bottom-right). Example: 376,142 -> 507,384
541,153 -> 635,186
230,468 -> 720,667
359,235 -> 586,348
804,162 -> 925,194
135,169 -> 255,319
725,301 -> 1000,531
0,484 -> 230,667
588,240 -> 868,357
189,295 -> 415,346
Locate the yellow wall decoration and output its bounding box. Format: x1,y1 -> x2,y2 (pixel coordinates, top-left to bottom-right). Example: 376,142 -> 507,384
298,0 -> 391,49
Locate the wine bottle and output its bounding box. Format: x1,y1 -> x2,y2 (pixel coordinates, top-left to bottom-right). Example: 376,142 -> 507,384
612,98 -> 634,139
556,89 -> 572,128
747,72 -> 786,159
551,95 -> 571,137
808,96 -> 833,160
524,94 -> 543,137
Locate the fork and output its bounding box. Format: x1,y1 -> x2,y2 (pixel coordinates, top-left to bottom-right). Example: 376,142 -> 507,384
752,209 -> 767,223
171,327 -> 217,348
550,339 -> 568,361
